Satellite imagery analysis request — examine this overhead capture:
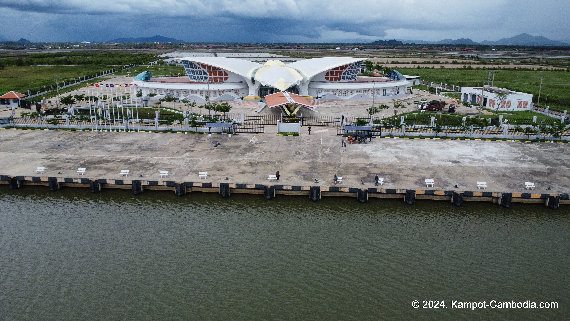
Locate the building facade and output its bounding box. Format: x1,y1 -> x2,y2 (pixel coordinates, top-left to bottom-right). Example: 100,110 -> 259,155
461,86 -> 533,111
0,91 -> 26,109
133,57 -> 409,102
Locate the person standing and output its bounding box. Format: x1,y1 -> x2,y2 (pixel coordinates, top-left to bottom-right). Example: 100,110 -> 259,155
374,175 -> 379,186
276,171 -> 280,181
308,126 -> 311,135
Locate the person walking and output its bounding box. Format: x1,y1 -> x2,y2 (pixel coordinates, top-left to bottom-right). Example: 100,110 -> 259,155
276,170 -> 280,181
374,175 -> 379,186
308,126 -> 311,135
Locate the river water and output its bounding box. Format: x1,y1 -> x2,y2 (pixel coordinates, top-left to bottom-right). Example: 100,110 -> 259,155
0,187 -> 568,320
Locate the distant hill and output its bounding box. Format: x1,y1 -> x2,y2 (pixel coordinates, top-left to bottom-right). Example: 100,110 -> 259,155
16,38 -> 31,44
371,39 -> 403,46
392,33 -> 568,47
109,35 -> 183,43
436,38 -> 479,46
481,33 -> 568,46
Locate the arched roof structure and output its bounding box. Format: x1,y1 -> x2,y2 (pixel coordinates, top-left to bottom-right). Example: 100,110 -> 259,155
286,57 -> 364,80
179,56 -> 261,78
178,57 -> 366,90
254,60 -> 304,91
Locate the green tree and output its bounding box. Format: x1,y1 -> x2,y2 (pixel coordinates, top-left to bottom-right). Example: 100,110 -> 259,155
60,95 -> 76,108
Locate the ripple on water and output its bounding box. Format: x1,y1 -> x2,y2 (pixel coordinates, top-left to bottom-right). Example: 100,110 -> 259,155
0,187 -> 568,320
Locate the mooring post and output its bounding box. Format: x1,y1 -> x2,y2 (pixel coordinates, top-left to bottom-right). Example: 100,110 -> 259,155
174,183 -> 186,197
219,183 -> 230,198
545,195 -> 560,209
264,185 -> 275,200
357,189 -> 368,203
500,193 -> 512,208
48,177 -> 59,192
404,190 -> 416,205
132,180 -> 143,195
89,180 -> 102,193
9,177 -> 21,190
309,186 -> 321,201
452,192 -> 463,207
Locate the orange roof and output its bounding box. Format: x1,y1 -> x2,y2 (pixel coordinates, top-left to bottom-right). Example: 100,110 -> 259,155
265,91 -> 313,109
0,91 -> 26,99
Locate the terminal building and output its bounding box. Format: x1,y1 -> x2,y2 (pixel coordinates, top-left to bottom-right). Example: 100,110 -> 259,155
461,86 -> 533,111
133,57 -> 410,102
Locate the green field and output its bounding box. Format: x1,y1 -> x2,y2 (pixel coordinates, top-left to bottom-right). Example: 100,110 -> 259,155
0,65 -> 113,95
115,64 -> 185,77
0,50 -> 158,97
399,68 -> 570,112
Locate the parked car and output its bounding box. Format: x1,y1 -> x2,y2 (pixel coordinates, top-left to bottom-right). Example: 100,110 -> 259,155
425,100 -> 445,111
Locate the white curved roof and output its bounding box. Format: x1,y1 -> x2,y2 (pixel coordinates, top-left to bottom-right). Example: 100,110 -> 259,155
177,57 -> 366,90
287,57 -> 365,80
254,60 -> 304,91
178,56 -> 261,78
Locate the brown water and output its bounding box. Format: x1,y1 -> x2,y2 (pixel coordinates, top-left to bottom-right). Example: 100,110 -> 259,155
0,187 -> 568,320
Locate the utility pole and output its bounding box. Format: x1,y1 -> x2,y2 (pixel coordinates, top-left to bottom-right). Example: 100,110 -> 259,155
372,80 -> 375,108
537,77 -> 543,106
488,71 -> 496,87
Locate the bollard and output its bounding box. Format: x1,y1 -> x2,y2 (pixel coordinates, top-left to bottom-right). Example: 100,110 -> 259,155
500,193 -> 512,208
452,192 -> 463,207
9,177 -> 21,190
309,186 -> 321,201
132,180 -> 143,195
545,195 -> 560,209
175,183 -> 186,197
89,181 -> 102,193
357,189 -> 368,203
48,177 -> 59,192
264,185 -> 275,200
219,183 -> 230,198
404,190 -> 415,205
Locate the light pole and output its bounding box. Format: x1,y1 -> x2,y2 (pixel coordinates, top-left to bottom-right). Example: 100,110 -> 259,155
537,77 -> 543,106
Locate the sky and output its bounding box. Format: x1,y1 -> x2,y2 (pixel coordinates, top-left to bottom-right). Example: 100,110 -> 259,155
0,0 -> 568,43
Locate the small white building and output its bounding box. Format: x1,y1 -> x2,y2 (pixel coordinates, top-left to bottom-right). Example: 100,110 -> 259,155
403,75 -> 421,86
0,91 -> 26,109
461,86 -> 533,111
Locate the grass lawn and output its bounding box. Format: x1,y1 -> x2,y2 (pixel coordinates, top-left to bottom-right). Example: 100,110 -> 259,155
0,65 -> 112,95
399,68 -> 570,112
115,64 -> 185,77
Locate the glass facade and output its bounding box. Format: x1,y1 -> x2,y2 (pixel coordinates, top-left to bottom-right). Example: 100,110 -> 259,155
324,62 -> 361,82
182,61 -> 228,83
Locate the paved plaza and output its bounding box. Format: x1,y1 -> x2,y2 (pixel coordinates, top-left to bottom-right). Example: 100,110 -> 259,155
0,128 -> 567,193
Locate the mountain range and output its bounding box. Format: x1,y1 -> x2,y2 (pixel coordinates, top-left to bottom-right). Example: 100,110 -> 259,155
401,33 -> 568,46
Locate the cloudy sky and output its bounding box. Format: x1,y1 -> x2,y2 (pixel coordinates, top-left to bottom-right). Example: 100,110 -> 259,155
0,0 -> 567,43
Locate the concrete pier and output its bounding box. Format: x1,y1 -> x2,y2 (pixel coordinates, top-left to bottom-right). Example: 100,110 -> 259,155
0,129 -> 567,209
1,175 -> 568,209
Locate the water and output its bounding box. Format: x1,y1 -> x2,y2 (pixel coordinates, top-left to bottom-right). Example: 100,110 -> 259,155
0,187 -> 568,320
